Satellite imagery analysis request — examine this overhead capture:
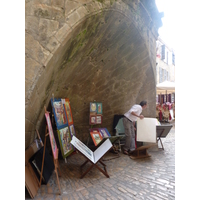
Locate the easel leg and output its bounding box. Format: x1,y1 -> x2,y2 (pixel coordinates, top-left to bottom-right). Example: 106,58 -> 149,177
54,149 -> 62,195
57,161 -> 62,177
55,166 -> 61,194
39,126 -> 48,187
55,148 -> 62,177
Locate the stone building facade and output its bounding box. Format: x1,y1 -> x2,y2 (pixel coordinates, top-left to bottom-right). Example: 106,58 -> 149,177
156,37 -> 175,84
25,0 -> 163,149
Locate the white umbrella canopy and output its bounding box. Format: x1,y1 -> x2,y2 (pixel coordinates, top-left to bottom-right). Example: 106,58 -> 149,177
156,81 -> 175,90
156,81 -> 175,94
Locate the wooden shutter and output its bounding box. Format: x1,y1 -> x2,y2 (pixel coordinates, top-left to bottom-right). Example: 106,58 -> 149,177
161,45 -> 165,60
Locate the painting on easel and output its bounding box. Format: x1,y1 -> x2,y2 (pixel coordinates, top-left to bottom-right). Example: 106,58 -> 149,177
51,98 -> 68,129
57,126 -> 74,158
43,109 -> 61,194
45,112 -> 58,159
63,98 -> 73,125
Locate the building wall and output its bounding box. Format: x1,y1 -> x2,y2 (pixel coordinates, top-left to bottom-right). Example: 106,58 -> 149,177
156,37 -> 175,84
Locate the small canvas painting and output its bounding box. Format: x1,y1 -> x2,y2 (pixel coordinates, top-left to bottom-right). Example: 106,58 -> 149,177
99,128 -> 110,138
96,115 -> 102,124
90,102 -> 97,113
57,126 -> 74,158
90,115 -> 96,125
51,98 -> 68,129
90,130 -> 103,146
63,99 -> 73,125
97,103 -> 102,114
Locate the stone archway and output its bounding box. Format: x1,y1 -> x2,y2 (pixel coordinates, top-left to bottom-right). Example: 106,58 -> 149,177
25,0 -> 159,149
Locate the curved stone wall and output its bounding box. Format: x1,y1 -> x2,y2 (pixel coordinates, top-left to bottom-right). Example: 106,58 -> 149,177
25,0 -> 158,149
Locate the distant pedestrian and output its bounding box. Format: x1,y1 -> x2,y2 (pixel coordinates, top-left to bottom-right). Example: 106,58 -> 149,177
123,101 -> 147,155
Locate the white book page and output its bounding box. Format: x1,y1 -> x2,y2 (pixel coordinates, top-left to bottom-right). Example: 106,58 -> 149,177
70,136 -> 94,163
93,139 -> 112,164
136,118 -> 157,143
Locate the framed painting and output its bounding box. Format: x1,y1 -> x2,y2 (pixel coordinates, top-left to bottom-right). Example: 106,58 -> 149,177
90,102 -> 97,113
98,128 -> 111,138
96,115 -> 102,124
90,130 -> 103,146
63,98 -> 74,126
89,115 -> 96,125
97,102 -> 103,114
57,126 -> 74,158
45,112 -> 58,159
51,98 -> 68,129
69,124 -> 76,137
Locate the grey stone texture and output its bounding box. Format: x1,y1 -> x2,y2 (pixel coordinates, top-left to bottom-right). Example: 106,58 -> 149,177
25,0 -> 161,149
25,124 -> 175,199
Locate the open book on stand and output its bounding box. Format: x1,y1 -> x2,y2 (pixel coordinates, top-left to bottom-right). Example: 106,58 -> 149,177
70,136 -> 112,164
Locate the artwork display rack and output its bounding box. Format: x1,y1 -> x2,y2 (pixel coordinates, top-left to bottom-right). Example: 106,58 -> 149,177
51,96 -> 76,159
129,144 -> 156,159
89,101 -> 103,126
89,102 -> 124,160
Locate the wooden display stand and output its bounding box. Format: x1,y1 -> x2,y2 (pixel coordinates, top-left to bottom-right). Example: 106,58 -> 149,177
129,144 -> 156,159
79,152 -> 109,179
70,136 -> 112,179
39,108 -> 62,195
156,125 -> 173,150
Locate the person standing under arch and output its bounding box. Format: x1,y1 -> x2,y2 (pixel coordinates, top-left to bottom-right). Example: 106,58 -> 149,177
123,101 -> 147,155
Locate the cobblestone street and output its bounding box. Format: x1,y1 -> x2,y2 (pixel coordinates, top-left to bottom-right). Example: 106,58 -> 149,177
26,124 -> 175,200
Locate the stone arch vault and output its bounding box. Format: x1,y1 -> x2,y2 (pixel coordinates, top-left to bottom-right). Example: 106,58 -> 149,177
25,0 -> 162,149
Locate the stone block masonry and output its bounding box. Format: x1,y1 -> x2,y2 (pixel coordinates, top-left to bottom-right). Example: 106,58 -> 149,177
25,0 -> 162,149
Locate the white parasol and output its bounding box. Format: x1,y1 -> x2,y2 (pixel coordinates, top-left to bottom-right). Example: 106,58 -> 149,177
156,81 -> 175,95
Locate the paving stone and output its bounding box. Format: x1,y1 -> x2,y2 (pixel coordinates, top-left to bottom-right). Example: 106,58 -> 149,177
156,178 -> 169,184
117,187 -> 127,193
95,194 -> 106,200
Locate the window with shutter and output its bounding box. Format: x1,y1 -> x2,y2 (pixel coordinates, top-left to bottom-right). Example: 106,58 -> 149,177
159,67 -> 162,83
161,45 -> 165,60
164,69 -> 167,81
172,53 -> 175,65
166,52 -> 168,64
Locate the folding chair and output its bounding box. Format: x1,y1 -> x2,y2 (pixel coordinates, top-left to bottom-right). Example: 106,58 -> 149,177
115,118 -> 125,152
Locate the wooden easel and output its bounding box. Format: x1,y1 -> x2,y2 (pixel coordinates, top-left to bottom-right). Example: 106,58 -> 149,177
39,107 -> 62,195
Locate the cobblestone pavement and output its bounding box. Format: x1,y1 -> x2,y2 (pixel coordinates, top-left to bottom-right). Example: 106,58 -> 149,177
26,123 -> 175,200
